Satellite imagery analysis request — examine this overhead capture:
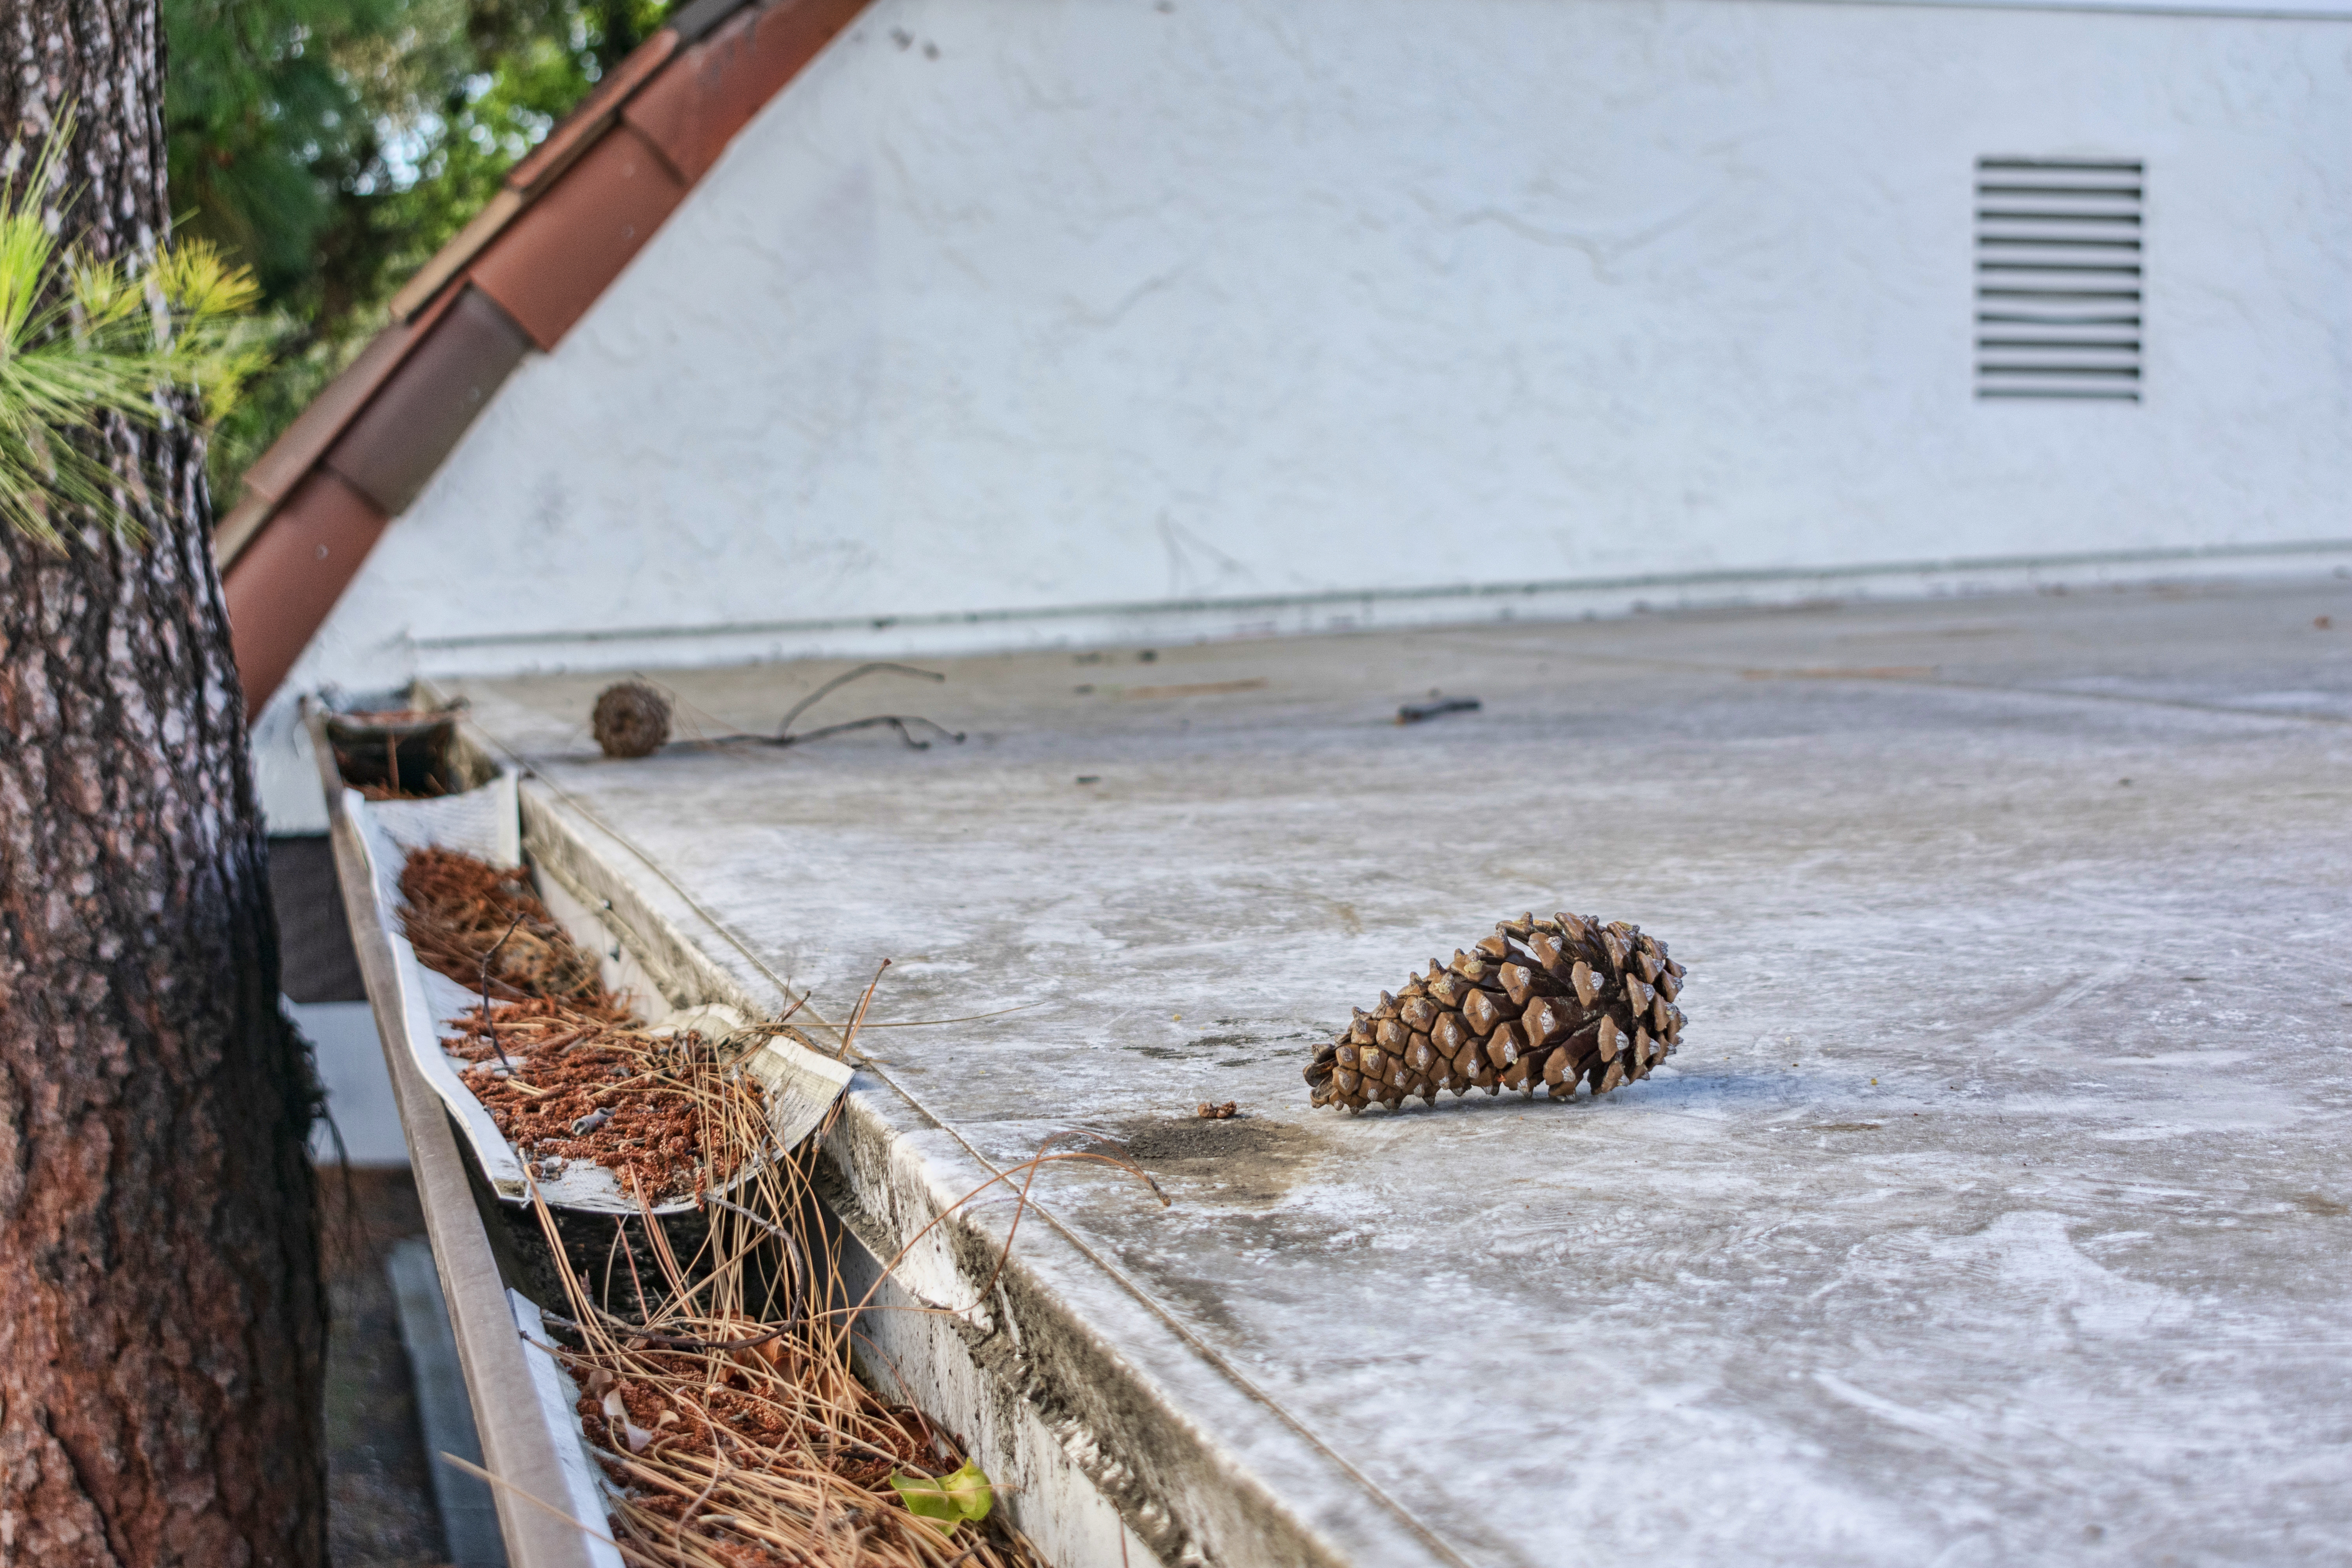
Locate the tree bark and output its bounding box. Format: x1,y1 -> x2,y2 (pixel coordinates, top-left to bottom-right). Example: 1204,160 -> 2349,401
0,3 -> 326,1565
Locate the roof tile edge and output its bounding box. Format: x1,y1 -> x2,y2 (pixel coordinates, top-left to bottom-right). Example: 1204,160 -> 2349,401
384,188 -> 523,323
218,0 -> 873,712
501,28 -> 684,200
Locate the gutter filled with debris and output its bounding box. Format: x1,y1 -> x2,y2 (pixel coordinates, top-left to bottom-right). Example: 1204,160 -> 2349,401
308,691 -> 1297,1568
316,695 -> 1092,1566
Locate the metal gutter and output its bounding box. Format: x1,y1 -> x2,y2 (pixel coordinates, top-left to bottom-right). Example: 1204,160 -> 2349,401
325,678 -> 1456,1564
303,703 -> 601,1568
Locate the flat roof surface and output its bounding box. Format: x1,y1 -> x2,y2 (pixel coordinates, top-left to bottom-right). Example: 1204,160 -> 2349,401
454,579 -> 2352,1567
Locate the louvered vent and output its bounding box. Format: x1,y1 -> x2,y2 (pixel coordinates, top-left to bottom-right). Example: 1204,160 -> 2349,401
1976,157 -> 2142,402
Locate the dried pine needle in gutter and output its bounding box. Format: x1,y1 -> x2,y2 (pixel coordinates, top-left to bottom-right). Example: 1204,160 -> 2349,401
396,848 -> 753,1200
521,1107 -> 1162,1566
448,1000 -> 765,1201
519,1105 -> 1096,1568
400,846 -> 614,1007
399,846 -> 1166,1563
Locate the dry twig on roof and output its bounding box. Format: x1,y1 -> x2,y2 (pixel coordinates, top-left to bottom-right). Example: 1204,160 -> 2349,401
686,662 -> 970,755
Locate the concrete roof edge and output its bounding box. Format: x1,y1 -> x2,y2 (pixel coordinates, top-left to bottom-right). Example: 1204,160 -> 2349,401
506,773 -> 1457,1568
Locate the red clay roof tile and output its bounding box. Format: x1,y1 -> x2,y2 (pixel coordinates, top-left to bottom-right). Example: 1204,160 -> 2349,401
626,0 -> 866,184
322,287 -> 534,516
236,286 -> 457,509
386,188 -> 522,324
466,124 -> 690,352
504,31 -> 682,198
221,0 -> 875,712
225,470 -> 392,716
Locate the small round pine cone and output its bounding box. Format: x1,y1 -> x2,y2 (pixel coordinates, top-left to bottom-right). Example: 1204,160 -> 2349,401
592,681 -> 671,759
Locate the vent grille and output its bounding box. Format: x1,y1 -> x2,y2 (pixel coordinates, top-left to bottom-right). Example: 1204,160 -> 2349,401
1976,157 -> 2142,402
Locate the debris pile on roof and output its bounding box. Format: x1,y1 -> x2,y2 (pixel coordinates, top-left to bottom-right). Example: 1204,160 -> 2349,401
1307,912 -> 1688,1111
592,680 -> 673,758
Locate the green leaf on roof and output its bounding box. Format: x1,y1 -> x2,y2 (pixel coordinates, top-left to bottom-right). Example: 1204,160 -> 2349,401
888,1458 -> 995,1535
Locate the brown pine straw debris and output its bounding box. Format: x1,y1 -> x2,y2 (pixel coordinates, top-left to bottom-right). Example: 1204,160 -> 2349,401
399,844 -> 718,1198
399,845 -> 609,1007
523,1103 -> 1164,1568
397,849 -> 1171,1562
446,1000 -> 761,1203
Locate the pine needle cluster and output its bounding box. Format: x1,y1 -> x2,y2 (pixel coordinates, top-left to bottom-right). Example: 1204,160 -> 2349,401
0,120 -> 261,544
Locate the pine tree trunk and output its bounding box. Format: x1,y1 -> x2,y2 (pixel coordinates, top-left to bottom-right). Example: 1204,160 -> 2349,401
0,4 -> 326,1564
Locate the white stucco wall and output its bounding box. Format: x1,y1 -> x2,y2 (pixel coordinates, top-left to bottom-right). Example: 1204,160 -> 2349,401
258,0 -> 2352,828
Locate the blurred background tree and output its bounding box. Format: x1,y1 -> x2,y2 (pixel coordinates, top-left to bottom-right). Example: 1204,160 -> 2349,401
165,0 -> 672,495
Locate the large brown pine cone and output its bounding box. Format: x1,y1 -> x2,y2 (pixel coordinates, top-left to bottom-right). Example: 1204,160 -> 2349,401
1304,912 -> 1686,1113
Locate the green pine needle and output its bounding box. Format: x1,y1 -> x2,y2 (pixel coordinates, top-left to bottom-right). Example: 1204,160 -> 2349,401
0,114 -> 263,545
